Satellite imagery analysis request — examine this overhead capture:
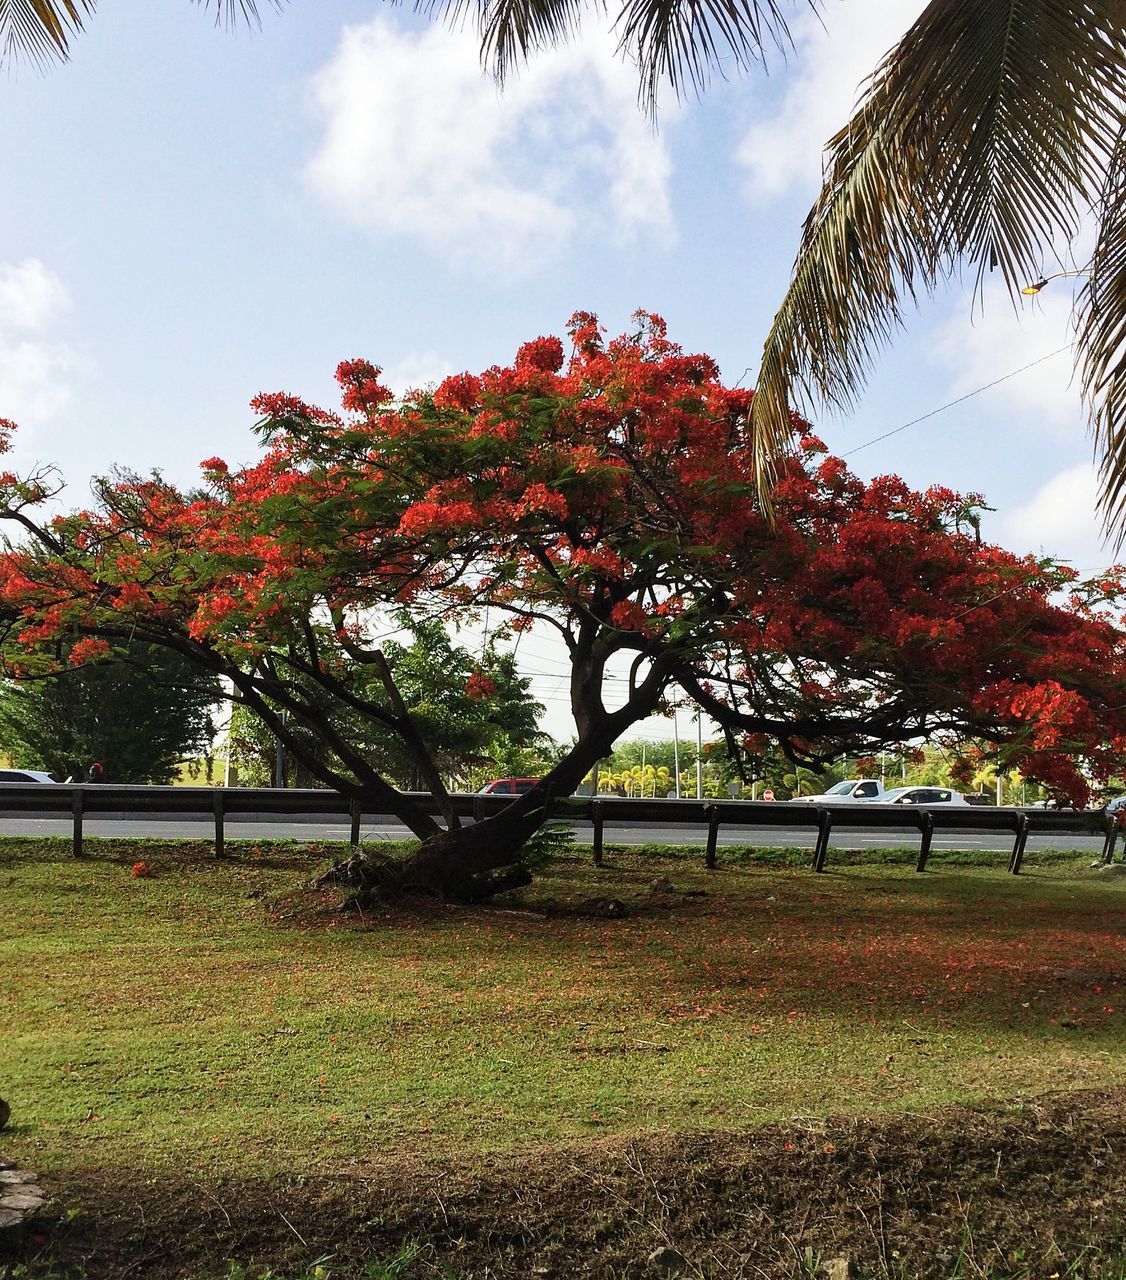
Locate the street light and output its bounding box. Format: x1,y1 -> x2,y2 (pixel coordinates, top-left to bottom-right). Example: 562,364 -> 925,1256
1021,268 -> 1089,296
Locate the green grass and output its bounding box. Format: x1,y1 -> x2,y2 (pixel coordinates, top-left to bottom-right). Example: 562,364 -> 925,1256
1,837 -> 1124,1180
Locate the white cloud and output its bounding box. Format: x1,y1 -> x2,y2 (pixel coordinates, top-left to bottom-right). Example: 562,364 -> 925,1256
304,19 -> 674,270
0,339 -> 80,424
997,463 -> 1111,573
379,349 -> 453,398
0,259 -> 79,426
737,0 -> 926,201
0,259 -> 69,336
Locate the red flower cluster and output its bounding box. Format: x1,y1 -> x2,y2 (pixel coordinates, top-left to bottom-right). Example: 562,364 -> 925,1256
335,359 -> 393,414
68,637 -> 111,667
465,671 -> 497,702
515,335 -> 565,374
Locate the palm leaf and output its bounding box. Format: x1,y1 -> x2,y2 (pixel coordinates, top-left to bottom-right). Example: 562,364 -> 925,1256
416,0 -> 585,86
615,0 -> 799,111
482,0 -> 584,84
750,0 -> 1126,508
422,0 -> 812,111
191,0 -> 281,31
0,0 -> 92,66
0,0 -> 277,66
1082,125 -> 1126,540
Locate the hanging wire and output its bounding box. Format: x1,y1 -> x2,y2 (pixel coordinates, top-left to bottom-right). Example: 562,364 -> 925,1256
843,344 -> 1074,457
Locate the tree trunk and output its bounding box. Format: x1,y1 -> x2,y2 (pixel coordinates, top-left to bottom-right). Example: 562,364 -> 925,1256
397,821 -> 538,901
323,808 -> 544,905
320,697 -> 660,906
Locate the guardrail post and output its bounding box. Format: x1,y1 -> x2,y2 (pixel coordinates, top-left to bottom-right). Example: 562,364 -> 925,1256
71,787 -> 84,859
915,811 -> 935,872
349,799 -> 362,848
1009,813 -> 1031,874
705,805 -> 720,869
213,790 -> 225,859
812,810 -> 832,873
1102,814 -> 1118,866
592,799 -> 604,867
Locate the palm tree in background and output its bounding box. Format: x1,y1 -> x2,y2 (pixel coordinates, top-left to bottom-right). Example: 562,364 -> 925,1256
5,0 -> 1124,534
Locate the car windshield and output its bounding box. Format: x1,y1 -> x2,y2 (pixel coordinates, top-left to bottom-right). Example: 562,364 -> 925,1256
824,782 -> 855,796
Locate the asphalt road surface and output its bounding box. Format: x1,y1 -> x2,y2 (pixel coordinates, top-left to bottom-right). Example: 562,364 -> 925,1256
0,813 -> 1106,856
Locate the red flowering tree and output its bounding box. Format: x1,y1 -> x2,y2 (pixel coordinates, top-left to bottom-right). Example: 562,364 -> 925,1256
1,312 -> 1125,900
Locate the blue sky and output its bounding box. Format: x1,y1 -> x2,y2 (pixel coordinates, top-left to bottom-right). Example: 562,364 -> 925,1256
0,0 -> 1107,739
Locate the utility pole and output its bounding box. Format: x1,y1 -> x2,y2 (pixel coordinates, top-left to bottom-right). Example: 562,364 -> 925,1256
273,711 -> 288,788
672,712 -> 681,798
696,713 -> 703,799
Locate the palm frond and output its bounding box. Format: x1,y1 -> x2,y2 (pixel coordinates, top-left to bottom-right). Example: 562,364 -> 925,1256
422,0 -> 811,111
0,0 -> 93,67
481,0 -> 588,89
750,0 -> 1126,499
417,0 -> 587,86
615,0 -> 801,113
0,0 -> 281,67
190,0 -> 285,31
750,102 -> 929,490
1082,127 -> 1126,541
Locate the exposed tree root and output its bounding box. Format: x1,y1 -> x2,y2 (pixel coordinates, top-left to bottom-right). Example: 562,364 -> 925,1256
315,846 -> 532,907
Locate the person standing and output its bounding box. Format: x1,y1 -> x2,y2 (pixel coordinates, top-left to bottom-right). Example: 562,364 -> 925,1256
86,761 -> 105,783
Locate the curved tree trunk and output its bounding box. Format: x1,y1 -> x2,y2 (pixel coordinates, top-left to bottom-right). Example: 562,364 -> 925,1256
324,744 -> 609,904
323,802 -> 550,904
396,817 -> 542,900
320,656 -> 677,905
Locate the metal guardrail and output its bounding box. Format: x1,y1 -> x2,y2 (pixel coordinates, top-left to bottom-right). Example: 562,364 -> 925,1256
0,784 -> 1118,873
581,796 -> 1118,874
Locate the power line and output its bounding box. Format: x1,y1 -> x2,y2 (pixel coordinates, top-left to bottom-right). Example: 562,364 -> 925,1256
842,343 -> 1075,457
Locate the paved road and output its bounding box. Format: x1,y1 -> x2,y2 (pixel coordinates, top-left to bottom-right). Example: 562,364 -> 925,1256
0,813 -> 1106,856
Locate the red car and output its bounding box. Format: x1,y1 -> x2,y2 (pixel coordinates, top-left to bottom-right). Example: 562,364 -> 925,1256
477,778 -> 540,795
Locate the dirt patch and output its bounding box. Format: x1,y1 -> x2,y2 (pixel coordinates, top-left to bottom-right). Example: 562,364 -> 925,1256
6,1088 -> 1125,1278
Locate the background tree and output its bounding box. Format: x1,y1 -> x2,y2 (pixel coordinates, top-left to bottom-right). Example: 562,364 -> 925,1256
1,315 -> 1125,901
0,642 -> 220,782
697,736 -> 837,799
374,621 -> 547,786
227,619 -> 550,788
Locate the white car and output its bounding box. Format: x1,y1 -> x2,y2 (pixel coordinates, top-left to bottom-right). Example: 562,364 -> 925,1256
795,779 -> 886,803
0,768 -> 57,783
864,785 -> 966,806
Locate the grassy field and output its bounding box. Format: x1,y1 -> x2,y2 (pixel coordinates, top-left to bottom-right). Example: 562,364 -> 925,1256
1,836 -> 1124,1278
